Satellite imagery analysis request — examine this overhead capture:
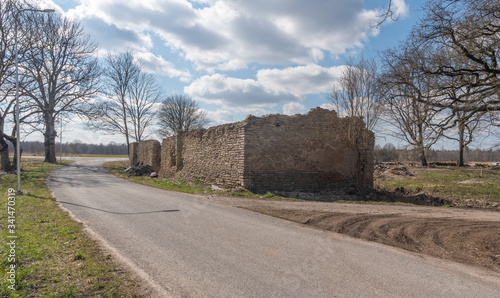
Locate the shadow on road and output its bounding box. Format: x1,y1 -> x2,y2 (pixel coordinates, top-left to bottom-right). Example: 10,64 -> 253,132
59,201 -> 180,215
48,163 -> 130,188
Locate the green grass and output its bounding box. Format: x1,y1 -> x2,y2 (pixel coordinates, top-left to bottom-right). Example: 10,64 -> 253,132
104,161 -> 297,201
0,159 -> 142,297
376,166 -> 500,203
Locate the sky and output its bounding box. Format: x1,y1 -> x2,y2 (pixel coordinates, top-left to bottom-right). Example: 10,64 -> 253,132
28,0 -> 443,147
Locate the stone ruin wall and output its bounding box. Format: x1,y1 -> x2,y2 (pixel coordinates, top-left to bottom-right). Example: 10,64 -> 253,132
243,108 -> 374,193
158,122 -> 246,189
129,108 -> 374,193
129,140 -> 161,172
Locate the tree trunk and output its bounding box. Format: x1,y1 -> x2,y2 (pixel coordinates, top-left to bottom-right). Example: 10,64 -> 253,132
419,145 -> 428,167
44,113 -> 57,163
420,150 -> 428,166
457,121 -> 465,167
0,137 -> 11,171
0,118 -> 11,171
2,134 -> 20,172
121,97 -> 130,154
417,125 -> 428,167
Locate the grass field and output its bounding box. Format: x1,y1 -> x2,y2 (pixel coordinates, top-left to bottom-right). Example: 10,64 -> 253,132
0,159 -> 142,297
375,165 -> 500,206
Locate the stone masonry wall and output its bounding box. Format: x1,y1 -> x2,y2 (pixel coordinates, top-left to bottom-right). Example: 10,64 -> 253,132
242,108 -> 374,193
132,108 -> 374,193
159,122 -> 246,189
129,140 -> 161,172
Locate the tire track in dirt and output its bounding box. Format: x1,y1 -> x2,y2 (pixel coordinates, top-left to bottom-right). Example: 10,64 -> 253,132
257,209 -> 500,273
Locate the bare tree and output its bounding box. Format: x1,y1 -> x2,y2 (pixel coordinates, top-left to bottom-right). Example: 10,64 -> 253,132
329,57 -> 380,196
20,12 -> 100,163
379,45 -> 443,166
0,0 -> 41,170
373,0 -> 399,28
127,71 -> 160,142
438,81 -> 489,166
415,0 -> 500,114
329,57 -> 381,131
92,51 -> 138,149
378,0 -> 500,163
157,95 -> 209,137
87,51 -> 160,144
0,0 -> 17,170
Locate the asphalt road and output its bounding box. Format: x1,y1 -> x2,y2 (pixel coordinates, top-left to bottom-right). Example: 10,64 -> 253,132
48,157 -> 500,297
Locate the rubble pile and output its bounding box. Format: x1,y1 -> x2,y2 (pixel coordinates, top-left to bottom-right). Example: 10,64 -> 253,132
124,162 -> 155,177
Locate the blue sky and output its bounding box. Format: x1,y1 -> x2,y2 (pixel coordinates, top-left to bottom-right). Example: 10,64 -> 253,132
33,0 -> 437,146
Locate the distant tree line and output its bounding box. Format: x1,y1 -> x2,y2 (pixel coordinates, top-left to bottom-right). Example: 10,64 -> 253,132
375,143 -> 500,164
9,141 -> 127,156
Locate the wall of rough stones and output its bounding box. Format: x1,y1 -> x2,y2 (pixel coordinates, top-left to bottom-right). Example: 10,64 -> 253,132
131,108 -> 374,193
158,122 -> 246,189
129,140 -> 161,172
243,108 -> 374,193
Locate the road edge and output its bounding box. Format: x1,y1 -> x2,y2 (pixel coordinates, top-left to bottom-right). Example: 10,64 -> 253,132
47,163 -> 173,298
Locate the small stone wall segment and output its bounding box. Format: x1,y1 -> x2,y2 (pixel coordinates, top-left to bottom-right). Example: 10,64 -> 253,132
129,140 -> 161,172
242,108 -> 374,193
158,137 -> 177,177
129,142 -> 138,166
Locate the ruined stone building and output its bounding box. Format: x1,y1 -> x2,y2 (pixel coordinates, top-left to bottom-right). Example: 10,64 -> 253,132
129,108 -> 374,193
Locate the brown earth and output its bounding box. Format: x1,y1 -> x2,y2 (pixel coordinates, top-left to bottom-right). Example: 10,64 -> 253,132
208,195 -> 500,274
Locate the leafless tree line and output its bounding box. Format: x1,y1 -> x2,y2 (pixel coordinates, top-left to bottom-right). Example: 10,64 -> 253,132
1,1 -> 206,170
17,140 -> 128,156
85,50 -> 209,148
331,0 -> 500,171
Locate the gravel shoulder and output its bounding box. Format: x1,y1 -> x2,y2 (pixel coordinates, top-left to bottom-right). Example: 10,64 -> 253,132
208,195 -> 500,273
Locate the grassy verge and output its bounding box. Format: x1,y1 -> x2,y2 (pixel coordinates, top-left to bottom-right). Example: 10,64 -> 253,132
0,159 -> 142,297
376,166 -> 500,205
108,161 -> 500,208
104,161 -> 294,200
18,154 -> 129,158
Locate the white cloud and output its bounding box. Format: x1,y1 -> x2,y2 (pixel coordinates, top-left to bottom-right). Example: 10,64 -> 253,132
282,103 -> 308,115
257,64 -> 343,99
61,0 -> 386,71
184,73 -> 287,113
205,109 -> 234,125
392,0 -> 410,19
134,52 -> 192,82
185,65 -> 341,113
